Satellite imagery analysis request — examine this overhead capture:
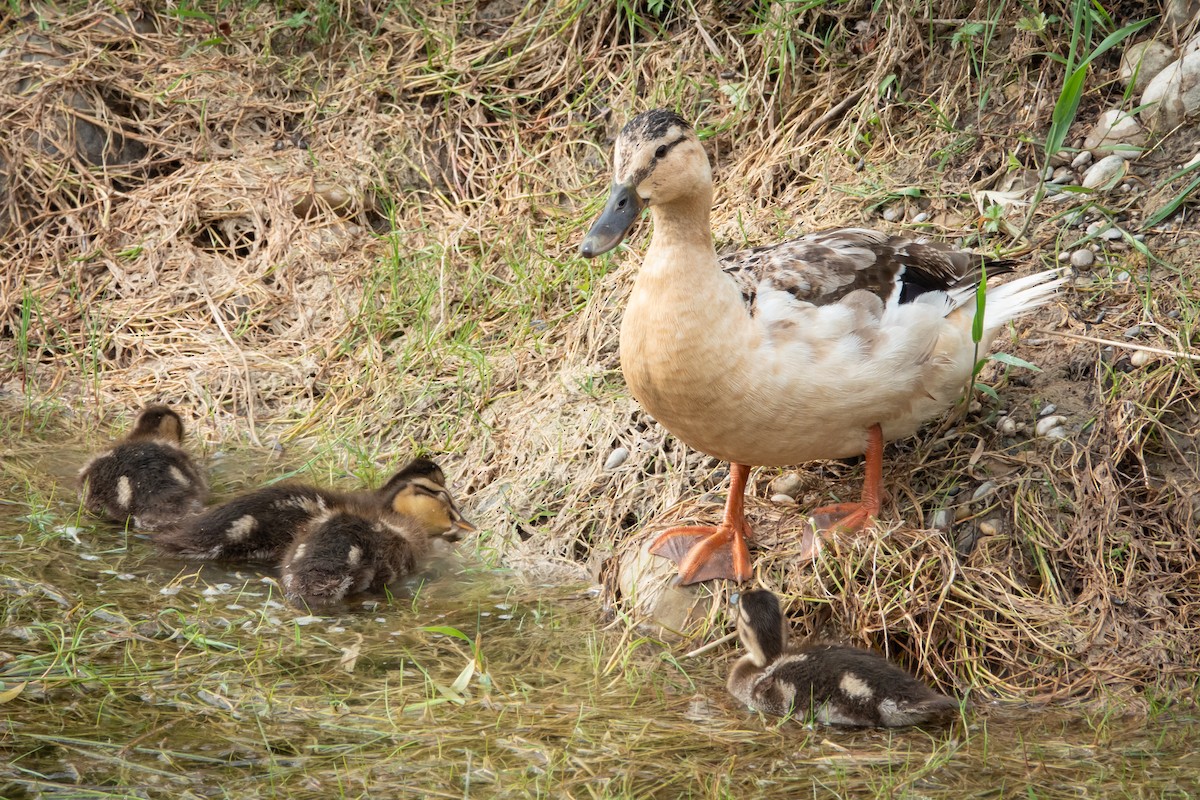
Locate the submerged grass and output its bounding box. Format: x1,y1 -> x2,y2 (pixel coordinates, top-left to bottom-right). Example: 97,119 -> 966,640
3,438 -> 1200,799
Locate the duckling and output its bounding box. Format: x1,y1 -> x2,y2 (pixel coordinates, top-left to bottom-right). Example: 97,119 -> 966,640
78,404 -> 207,531
580,109 -> 1063,584
153,481 -> 342,561
280,460 -> 474,609
727,589 -> 958,727
153,457 -> 460,564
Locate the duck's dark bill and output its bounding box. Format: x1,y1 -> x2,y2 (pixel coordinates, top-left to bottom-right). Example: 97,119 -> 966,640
579,183 -> 643,258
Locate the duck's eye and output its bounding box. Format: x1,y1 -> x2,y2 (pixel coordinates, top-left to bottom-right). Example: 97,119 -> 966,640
655,145 -> 668,159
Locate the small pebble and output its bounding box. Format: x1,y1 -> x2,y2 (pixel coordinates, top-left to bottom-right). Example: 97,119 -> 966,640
1124,325 -> 1142,338
979,519 -> 1001,536
930,508 -> 954,530
955,506 -> 974,522
1103,227 -> 1123,240
769,473 -> 803,499
604,447 -> 630,470
882,206 -> 901,222
1116,271 -> 1131,282
1081,155 -> 1127,189
1070,249 -> 1095,268
1042,166 -> 1055,180
1036,415 -> 1068,437
1071,151 -> 1093,169
770,493 -> 797,506
1086,221 -> 1104,236
1057,251 -> 1071,262
972,481 -> 998,503
1038,403 -> 1058,417
1130,350 -> 1152,367
998,417 -> 1018,436
912,212 -> 929,223
159,586 -> 182,596
1051,166 -> 1073,184
1044,426 -> 1069,440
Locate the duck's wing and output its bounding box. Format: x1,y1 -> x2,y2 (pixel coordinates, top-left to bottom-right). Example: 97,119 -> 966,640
720,227 -> 1014,314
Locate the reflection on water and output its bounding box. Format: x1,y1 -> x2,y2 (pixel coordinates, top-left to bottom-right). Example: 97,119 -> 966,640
2,435 -> 1200,798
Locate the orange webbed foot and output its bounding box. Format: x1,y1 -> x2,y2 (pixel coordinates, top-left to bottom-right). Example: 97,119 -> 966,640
648,520 -> 754,585
797,502 -> 878,560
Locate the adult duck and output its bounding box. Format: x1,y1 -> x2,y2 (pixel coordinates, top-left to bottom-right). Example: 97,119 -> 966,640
580,109 -> 1061,584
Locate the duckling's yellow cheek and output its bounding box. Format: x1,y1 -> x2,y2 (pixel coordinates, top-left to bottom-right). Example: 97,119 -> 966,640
393,493 -> 452,534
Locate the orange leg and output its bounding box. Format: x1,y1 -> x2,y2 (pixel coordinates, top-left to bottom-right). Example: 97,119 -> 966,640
798,423 -> 884,560
648,463 -> 754,585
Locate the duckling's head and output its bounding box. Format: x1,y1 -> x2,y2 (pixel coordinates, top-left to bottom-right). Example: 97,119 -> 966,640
381,458 -> 475,542
734,589 -> 789,667
128,404 -> 185,445
580,109 -> 711,258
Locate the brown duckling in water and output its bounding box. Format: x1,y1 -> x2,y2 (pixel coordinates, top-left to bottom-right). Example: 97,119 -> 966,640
280,460 -> 474,609
727,590 -> 958,727
78,404 -> 207,531
153,481 -> 341,562
153,458 -> 460,563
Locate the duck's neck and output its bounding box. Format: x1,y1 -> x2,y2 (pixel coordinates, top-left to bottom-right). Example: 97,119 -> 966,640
641,191 -> 717,278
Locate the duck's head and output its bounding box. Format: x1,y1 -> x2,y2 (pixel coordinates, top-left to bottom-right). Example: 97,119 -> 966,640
733,589 -> 789,667
128,404 -> 185,444
380,457 -> 476,542
580,109 -> 711,258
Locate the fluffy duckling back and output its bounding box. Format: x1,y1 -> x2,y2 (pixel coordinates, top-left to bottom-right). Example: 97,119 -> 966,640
79,404 -> 207,531
727,590 -> 957,727
153,482 -> 342,562
280,459 -> 473,609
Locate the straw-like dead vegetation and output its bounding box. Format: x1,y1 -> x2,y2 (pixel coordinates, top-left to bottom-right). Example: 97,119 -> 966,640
3,0 -> 1199,708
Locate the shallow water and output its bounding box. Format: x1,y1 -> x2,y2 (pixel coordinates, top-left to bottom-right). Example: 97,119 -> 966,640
3,435 -> 1199,799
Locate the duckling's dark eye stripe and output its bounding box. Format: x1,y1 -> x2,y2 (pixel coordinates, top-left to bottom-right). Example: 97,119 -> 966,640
406,478 -> 448,497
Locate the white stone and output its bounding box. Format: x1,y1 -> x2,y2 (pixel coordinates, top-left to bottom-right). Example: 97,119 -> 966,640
1120,40 -> 1176,94
769,472 -> 803,499
1130,349 -> 1153,367
770,493 -> 797,506
1070,249 -> 1095,268
1081,156 -> 1127,189
1071,151 -> 1093,169
979,519 -> 1001,537
1035,415 -> 1068,437
972,481 -> 998,503
1166,0 -> 1200,29
604,447 -> 629,470
1141,51 -> 1200,131
998,416 -> 1018,436
1083,109 -> 1146,158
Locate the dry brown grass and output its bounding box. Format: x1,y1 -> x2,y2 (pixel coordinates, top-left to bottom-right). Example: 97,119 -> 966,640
3,0 -> 1199,706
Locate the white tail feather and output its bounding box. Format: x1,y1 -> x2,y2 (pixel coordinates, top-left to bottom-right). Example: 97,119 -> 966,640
948,268 -> 1065,331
